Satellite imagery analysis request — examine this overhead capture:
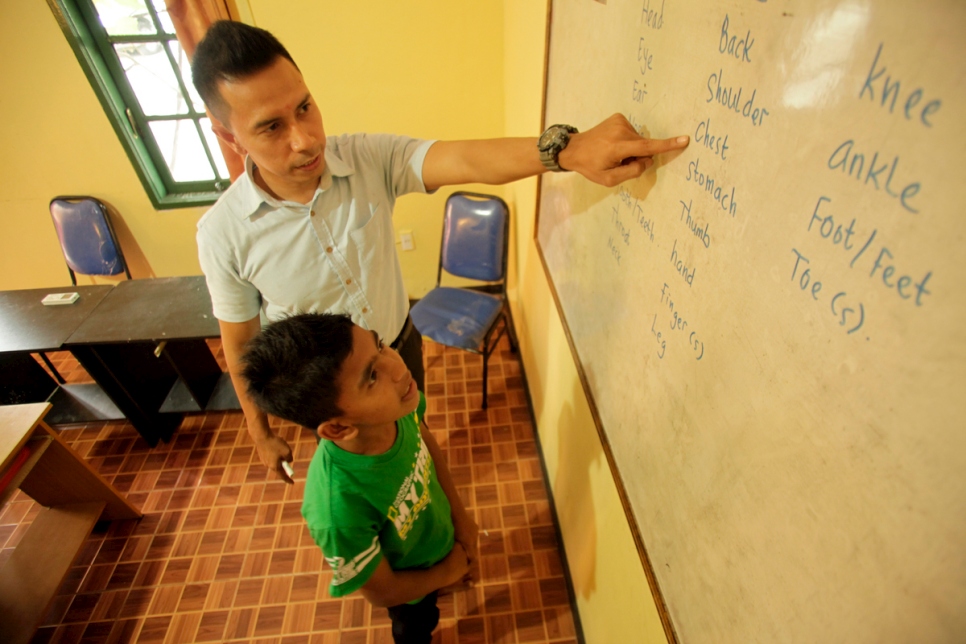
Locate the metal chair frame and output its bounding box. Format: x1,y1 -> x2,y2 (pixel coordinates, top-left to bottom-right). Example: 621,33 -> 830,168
421,191 -> 518,409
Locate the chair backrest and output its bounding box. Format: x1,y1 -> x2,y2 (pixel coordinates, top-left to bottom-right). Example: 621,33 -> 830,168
49,196 -> 130,282
438,192 -> 509,284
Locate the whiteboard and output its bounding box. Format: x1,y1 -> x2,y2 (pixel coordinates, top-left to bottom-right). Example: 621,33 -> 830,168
536,1 -> 966,642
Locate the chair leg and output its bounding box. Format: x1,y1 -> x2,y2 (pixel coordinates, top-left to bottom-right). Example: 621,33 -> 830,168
38,352 -> 66,385
481,348 -> 489,410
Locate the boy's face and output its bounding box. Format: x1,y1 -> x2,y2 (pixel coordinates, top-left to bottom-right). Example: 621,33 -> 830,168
334,325 -> 420,430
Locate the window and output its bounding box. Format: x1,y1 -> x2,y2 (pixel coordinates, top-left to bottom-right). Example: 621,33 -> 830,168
50,0 -> 230,208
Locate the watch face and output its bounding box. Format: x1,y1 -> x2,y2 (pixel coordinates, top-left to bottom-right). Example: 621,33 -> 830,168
539,126 -> 571,151
538,128 -> 558,150
538,125 -> 577,170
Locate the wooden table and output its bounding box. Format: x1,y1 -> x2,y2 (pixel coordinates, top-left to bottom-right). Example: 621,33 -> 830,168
0,285 -> 121,424
0,403 -> 141,644
65,276 -> 238,445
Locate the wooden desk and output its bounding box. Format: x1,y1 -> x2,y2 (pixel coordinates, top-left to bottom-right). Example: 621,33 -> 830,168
0,403 -> 141,644
65,276 -> 238,445
0,286 -> 121,424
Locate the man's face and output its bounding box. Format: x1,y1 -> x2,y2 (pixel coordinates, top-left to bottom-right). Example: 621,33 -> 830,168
334,325 -> 420,431
214,56 -> 326,200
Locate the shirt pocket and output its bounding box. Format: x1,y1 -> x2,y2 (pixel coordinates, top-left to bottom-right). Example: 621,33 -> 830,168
346,204 -> 391,275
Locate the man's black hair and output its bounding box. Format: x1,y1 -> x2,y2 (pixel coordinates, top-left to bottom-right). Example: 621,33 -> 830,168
241,313 -> 355,429
191,20 -> 298,123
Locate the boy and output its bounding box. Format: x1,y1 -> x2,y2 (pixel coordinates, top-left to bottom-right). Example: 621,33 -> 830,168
241,312 -> 479,643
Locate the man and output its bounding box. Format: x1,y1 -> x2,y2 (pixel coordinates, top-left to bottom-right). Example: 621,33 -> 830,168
191,21 -> 689,482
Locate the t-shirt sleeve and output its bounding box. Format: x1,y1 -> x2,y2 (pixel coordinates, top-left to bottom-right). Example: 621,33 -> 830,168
196,225 -> 262,323
311,526 -> 384,598
363,134 -> 436,199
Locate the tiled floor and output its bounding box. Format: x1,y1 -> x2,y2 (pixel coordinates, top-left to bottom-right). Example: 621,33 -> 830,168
0,337 -> 580,644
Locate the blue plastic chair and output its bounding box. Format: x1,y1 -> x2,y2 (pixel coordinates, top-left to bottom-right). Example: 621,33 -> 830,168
49,196 -> 131,286
44,196 -> 131,383
410,192 -> 517,409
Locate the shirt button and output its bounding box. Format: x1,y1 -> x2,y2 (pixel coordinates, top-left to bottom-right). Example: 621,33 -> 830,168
345,278 -> 353,285
310,210 -> 316,217
362,307 -> 369,313
325,246 -> 333,253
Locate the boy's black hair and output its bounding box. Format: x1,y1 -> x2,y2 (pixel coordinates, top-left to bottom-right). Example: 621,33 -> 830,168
241,313 -> 355,429
191,20 -> 298,123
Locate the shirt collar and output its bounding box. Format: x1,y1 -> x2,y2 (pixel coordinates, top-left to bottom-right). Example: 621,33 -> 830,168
235,144 -> 356,219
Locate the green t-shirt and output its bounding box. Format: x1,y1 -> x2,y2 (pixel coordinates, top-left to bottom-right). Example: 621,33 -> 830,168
301,393 -> 455,598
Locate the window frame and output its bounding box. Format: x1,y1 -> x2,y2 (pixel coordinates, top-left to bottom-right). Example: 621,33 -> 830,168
47,0 -> 228,209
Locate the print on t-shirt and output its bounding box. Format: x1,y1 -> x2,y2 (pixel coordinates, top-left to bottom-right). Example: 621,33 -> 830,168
388,438 -> 433,539
327,535 -> 380,586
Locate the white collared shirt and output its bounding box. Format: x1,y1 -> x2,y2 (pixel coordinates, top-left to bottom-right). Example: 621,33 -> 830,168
197,133 -> 434,340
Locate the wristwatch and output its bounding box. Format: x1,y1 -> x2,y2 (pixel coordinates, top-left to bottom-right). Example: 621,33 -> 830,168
538,124 -> 579,172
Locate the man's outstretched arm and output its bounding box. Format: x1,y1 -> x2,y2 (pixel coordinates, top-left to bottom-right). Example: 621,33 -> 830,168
422,113 -> 689,190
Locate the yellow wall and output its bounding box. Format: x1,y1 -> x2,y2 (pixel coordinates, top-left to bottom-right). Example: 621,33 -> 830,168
0,1 -> 206,291
0,0 -> 503,296
2,0 -> 669,641
247,0 -> 508,297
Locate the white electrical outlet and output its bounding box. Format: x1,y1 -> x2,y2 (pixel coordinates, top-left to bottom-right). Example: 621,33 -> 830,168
399,230 -> 415,251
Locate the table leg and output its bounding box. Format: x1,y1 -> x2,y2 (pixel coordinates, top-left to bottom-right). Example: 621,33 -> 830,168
161,339 -> 222,409
69,343 -> 182,446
